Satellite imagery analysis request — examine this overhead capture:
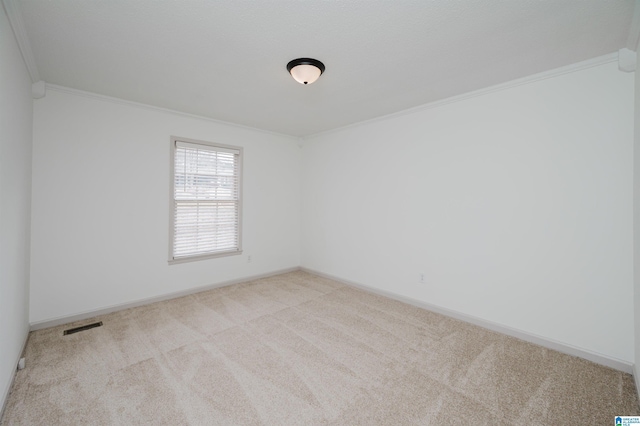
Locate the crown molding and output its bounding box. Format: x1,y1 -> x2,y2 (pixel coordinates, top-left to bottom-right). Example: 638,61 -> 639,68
44,83 -> 299,141
31,80 -> 45,99
627,0 -> 640,51
2,0 -> 40,82
302,53 -> 619,141
619,48 -> 637,72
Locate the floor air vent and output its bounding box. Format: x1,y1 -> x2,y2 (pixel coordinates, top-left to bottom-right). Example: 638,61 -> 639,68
63,321 -> 103,335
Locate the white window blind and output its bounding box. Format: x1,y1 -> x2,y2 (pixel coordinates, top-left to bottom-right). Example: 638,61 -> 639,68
171,138 -> 242,261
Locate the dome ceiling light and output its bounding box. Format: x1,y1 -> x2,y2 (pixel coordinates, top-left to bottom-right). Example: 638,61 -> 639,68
286,58 -> 325,85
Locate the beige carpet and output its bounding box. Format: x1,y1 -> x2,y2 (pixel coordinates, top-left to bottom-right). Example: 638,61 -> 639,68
1,271 -> 638,425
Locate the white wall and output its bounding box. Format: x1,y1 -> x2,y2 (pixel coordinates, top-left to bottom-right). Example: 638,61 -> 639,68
634,60 -> 640,385
0,5 -> 33,413
23,51 -> 638,367
30,89 -> 301,324
301,61 -> 635,362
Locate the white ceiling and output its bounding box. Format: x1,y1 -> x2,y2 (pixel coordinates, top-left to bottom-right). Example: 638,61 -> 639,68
12,0 -> 639,137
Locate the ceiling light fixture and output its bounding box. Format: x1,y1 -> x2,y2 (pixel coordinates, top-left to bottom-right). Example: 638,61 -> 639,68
286,58 -> 325,85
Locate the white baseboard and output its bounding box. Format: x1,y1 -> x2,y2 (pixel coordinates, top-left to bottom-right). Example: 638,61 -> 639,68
634,364 -> 640,402
300,267 -> 634,374
29,267 -> 299,331
27,266 -> 636,375
0,329 -> 29,422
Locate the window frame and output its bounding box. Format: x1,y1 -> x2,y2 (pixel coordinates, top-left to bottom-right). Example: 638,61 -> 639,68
168,136 -> 243,264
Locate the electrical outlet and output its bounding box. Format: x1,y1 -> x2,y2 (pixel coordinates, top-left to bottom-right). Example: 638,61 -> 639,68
419,273 -> 425,284
247,255 -> 252,263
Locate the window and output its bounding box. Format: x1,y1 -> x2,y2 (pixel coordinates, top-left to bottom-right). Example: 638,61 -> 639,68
169,136 -> 242,263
